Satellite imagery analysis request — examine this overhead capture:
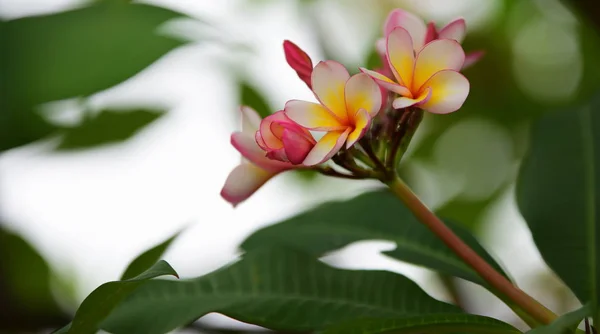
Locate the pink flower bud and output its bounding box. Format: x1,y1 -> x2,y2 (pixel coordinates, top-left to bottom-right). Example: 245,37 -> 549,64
283,40 -> 314,89
255,111 -> 316,165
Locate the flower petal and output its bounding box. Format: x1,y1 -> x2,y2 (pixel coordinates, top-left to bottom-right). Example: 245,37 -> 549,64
344,73 -> 382,118
283,40 -> 313,88
413,39 -> 465,93
392,87 -> 431,109
231,132 -> 289,171
284,100 -> 345,131
311,60 -> 350,122
387,27 -> 416,90
383,9 -> 427,49
438,18 -> 466,43
282,129 -> 314,164
424,22 -> 437,44
359,67 -> 411,97
462,50 -> 485,70
221,163 -> 277,207
240,106 -> 262,134
258,111 -> 287,150
419,70 -> 469,114
302,128 -> 351,166
346,109 -> 371,149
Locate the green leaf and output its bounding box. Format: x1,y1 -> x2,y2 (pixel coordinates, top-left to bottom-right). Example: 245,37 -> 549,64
0,2 -> 186,109
517,95 -> 600,317
239,81 -> 272,119
101,247 -> 460,334
323,314 -> 521,334
120,230 -> 181,280
56,109 -> 163,150
67,260 -> 178,334
526,305 -> 591,334
241,190 -> 508,287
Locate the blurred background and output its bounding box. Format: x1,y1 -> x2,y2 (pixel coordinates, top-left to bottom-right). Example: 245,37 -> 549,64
1,0 -> 599,332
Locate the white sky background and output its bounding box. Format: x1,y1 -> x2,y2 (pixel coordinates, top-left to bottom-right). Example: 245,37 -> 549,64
0,0 -> 580,330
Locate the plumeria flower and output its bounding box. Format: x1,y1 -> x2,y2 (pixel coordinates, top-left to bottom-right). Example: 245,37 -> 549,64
221,107 -> 314,206
362,27 -> 469,114
284,61 -> 382,166
377,9 -> 483,70
283,40 -> 313,89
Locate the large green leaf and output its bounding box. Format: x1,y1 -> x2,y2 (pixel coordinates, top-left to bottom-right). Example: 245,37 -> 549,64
0,2 -> 185,109
55,109 -> 164,150
101,247 -> 460,334
517,96 -> 600,317
527,305 -> 591,334
120,229 -> 181,280
323,314 -> 521,334
63,260 -> 178,334
241,190 -> 508,287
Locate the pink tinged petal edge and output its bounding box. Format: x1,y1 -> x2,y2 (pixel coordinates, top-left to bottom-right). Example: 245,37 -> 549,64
359,67 -> 411,97
282,129 -> 314,165
344,73 -> 382,118
231,132 -> 289,171
259,111 -> 287,149
302,128 -> 351,166
392,87 -> 432,109
419,70 -> 470,114
383,8 -> 427,50
413,39 -> 465,93
346,109 -> 371,149
387,27 -> 416,90
462,50 -> 485,70
424,22 -> 437,44
284,100 -> 345,131
220,163 -> 278,207
311,60 -> 350,122
240,106 -> 262,134
438,18 -> 466,43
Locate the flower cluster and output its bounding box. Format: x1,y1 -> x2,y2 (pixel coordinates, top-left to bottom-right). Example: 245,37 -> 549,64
221,8 -> 480,206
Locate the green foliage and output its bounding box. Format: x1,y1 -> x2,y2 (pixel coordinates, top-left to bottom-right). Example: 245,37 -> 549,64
526,305 -> 591,334
241,190 -> 508,287
0,227 -> 69,332
323,314 -> 521,334
101,247 -> 460,334
60,260 -> 178,334
517,94 -> 600,318
56,109 -> 164,150
239,81 -> 272,119
120,230 -> 181,280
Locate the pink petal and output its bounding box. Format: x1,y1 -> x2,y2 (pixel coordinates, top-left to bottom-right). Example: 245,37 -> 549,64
265,148 -> 288,162
311,60 -> 350,122
392,87 -> 431,109
386,27 -> 416,89
346,109 -> 371,149
438,18 -> 466,43
344,73 -> 382,118
413,39 -> 465,93
383,9 -> 427,50
220,163 -> 278,207
240,106 -> 262,134
284,100 -> 345,131
283,40 -> 313,88
462,50 -> 485,70
282,129 -> 314,164
231,132 -> 289,171
259,111 -> 287,150
419,70 -> 469,114
360,67 -> 411,97
424,22 -> 437,44
302,128 -> 351,166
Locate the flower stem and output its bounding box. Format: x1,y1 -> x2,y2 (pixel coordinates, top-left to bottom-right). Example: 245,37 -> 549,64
386,176 -> 558,325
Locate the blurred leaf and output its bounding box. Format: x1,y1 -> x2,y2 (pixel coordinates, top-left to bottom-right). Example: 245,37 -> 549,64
239,81 -> 272,119
0,2 -> 186,109
323,314 -> 520,334
0,226 -> 69,332
526,305 -> 591,334
63,260 -> 178,334
120,229 -> 181,280
241,190 -> 508,288
365,47 -> 382,70
56,109 -> 163,150
101,247 -> 459,334
0,106 -> 57,151
517,94 -> 600,317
